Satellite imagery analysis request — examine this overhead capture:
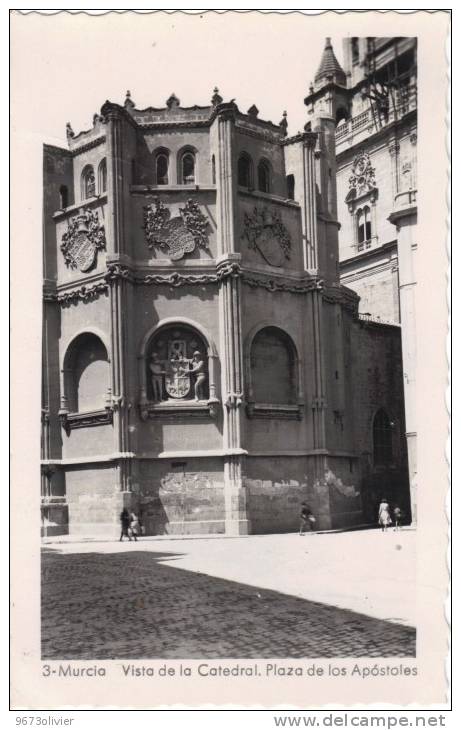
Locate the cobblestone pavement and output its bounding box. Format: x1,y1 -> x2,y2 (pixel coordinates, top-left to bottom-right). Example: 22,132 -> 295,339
42,547 -> 416,660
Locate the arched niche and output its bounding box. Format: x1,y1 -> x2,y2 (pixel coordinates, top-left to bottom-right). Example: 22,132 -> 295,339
245,324 -> 304,420
138,317 -> 219,419
373,408 -> 394,466
60,331 -> 112,431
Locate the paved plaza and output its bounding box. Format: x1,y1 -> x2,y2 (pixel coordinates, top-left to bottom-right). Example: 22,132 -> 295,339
42,529 -> 419,660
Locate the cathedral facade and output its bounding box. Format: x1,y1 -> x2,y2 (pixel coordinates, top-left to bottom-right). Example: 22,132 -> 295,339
41,44 -> 410,537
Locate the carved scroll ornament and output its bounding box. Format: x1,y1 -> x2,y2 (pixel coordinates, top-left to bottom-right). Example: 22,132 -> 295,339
242,206 -> 291,267
143,198 -> 209,261
348,151 -> 376,196
60,208 -> 106,272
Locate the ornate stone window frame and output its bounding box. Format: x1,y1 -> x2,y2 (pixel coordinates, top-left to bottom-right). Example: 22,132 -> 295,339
138,317 -> 220,420
98,158 -> 107,194
177,145 -> 197,186
244,322 -> 304,420
237,151 -> 254,189
58,328 -> 114,433
154,147 -> 170,185
257,158 -> 271,194
81,164 -> 96,201
346,150 -> 379,253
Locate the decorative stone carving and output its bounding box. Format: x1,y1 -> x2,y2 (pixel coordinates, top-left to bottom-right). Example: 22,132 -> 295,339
143,198 -> 209,260
60,208 -> 106,272
211,87 -> 223,107
241,206 -> 291,267
348,151 -> 376,196
166,93 -> 180,110
279,111 -> 288,137
57,282 -> 109,307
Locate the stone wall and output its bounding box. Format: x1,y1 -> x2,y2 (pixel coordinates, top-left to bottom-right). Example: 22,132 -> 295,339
66,465 -> 120,536
136,458 -> 225,535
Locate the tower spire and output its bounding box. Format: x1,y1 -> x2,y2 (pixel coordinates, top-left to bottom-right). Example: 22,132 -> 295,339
314,37 -> 346,89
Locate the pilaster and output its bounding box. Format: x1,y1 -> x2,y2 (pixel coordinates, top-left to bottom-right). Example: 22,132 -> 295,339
299,133 -> 319,272
102,103 -> 133,493
389,195 -> 417,524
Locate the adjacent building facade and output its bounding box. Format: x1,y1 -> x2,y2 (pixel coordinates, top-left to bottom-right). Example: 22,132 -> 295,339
42,45 -> 411,538
305,36 -> 417,521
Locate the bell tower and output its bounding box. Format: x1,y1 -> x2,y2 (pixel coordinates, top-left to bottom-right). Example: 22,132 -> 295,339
303,37 -> 349,283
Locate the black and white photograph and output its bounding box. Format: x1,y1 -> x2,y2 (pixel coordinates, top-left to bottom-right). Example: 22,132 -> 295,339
10,9 -> 450,711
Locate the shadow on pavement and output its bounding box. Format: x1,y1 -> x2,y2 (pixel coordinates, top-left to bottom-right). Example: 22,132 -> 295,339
42,549 -> 416,660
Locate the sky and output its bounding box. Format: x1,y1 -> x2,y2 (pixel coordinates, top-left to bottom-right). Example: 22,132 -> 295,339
11,11 -> 345,148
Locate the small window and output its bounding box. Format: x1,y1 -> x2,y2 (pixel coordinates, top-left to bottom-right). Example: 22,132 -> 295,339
59,185 -> 68,209
156,153 -> 169,185
351,37 -> 359,65
238,153 -> 253,188
181,152 -> 195,185
286,174 -> 295,200
211,154 -> 216,185
357,206 -> 372,247
98,159 -> 107,194
373,409 -> 393,465
81,165 -> 95,200
258,160 -> 270,193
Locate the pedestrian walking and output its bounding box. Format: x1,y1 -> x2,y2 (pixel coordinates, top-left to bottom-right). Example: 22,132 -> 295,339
393,505 -> 402,530
299,502 -> 316,535
119,508 -> 131,541
378,497 -> 392,532
129,511 -> 140,542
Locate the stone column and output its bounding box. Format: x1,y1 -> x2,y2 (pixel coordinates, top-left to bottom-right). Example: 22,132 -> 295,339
299,133 -> 318,272
215,103 -> 249,535
389,193 -> 417,524
103,102 -> 133,499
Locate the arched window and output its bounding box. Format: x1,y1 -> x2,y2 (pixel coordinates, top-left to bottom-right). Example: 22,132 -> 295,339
286,174 -> 295,200
335,107 -> 349,126
59,185 -> 68,209
351,37 -> 359,65
357,206 -> 372,248
98,158 -> 107,194
180,151 -> 196,185
63,333 -> 110,413
81,165 -> 96,200
146,325 -> 209,402
211,154 -> 216,185
258,160 -> 271,193
155,151 -> 169,185
373,409 -> 393,465
238,153 -> 253,188
250,327 -> 297,405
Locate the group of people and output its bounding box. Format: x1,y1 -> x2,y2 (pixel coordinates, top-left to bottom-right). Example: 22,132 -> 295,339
299,498 -> 403,535
378,498 -> 403,531
119,508 -> 142,542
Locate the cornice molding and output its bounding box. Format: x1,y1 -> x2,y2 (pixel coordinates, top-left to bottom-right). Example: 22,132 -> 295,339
70,135 -> 106,158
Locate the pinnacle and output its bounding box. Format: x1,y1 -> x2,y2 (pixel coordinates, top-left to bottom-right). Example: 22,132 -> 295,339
314,37 -> 346,86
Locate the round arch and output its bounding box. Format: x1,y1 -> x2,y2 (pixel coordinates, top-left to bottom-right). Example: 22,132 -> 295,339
61,330 -> 110,414
138,317 -> 219,405
153,146 -> 170,185
244,322 -> 304,409
176,145 -> 198,185
61,326 -> 111,370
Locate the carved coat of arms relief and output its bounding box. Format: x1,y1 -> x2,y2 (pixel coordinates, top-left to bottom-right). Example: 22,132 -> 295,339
60,208 -> 106,272
241,206 -> 292,267
143,198 -> 209,261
